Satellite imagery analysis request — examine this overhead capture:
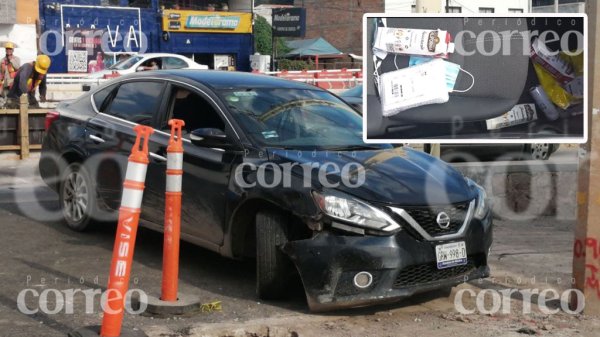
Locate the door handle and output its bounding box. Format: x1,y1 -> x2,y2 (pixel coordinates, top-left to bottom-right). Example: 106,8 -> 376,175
149,152 -> 167,162
89,134 -> 105,143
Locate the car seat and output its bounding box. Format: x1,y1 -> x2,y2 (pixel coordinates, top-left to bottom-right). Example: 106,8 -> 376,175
366,17 -> 530,138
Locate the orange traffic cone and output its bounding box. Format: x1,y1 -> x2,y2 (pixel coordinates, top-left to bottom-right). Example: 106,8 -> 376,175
162,119 -> 185,301
69,125 -> 153,337
134,119 -> 200,317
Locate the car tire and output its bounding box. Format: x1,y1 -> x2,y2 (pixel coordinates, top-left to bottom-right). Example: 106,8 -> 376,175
525,143 -> 553,160
59,162 -> 97,232
256,210 -> 292,300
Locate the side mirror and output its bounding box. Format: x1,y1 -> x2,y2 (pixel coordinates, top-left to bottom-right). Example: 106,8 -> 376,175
190,128 -> 231,149
136,66 -> 145,72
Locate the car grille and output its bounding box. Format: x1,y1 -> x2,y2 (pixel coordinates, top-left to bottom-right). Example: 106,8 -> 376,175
392,260 -> 477,288
403,202 -> 470,237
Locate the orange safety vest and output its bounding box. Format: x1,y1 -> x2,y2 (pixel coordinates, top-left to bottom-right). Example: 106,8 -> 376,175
1,57 -> 18,80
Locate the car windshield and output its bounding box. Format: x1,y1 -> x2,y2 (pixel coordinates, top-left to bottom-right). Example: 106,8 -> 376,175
109,56 -> 143,70
340,85 -> 362,98
220,88 -> 390,150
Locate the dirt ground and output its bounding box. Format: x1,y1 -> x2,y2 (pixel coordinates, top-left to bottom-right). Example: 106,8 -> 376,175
1,157 -> 598,337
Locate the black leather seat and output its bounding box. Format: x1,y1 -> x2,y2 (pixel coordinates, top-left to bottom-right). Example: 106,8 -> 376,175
366,17 -> 530,138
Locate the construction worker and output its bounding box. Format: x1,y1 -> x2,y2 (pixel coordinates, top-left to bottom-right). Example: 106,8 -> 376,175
6,54 -> 51,109
0,41 -> 21,98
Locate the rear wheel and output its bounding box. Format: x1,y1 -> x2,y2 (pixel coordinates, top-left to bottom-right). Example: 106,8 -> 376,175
60,162 -> 97,231
256,210 -> 293,300
526,143 -> 553,160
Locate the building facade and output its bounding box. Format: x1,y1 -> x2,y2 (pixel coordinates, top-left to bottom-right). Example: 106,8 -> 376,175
39,0 -> 254,73
532,0 -> 585,13
386,0 -> 530,13
293,0 -> 384,56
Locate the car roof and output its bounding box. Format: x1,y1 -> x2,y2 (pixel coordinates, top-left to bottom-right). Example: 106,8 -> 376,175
120,70 -> 324,91
136,53 -> 189,58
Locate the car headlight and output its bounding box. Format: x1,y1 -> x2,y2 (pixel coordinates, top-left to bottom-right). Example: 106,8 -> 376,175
466,178 -> 489,220
312,190 -> 401,233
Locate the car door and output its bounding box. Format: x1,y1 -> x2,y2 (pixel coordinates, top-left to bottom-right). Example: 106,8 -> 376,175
142,82 -> 238,246
85,80 -> 167,211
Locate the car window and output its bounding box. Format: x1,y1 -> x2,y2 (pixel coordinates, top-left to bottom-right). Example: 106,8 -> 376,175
165,86 -> 225,134
163,57 -> 188,69
106,81 -> 164,125
221,88 -> 388,150
92,84 -> 117,112
109,56 -> 142,70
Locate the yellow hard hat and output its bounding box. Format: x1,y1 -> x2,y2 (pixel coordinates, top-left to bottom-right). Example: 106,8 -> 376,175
35,55 -> 51,74
4,42 -> 15,49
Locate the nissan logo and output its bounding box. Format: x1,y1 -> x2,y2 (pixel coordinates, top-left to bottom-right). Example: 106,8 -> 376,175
436,212 -> 451,229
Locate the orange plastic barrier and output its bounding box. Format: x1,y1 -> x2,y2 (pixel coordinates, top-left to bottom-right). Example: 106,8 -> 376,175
276,69 -> 315,84
161,119 -> 185,302
100,125 -> 154,337
314,69 -> 354,90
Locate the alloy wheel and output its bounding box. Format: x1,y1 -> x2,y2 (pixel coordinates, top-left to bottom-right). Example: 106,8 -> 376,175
63,171 -> 89,223
530,143 -> 551,160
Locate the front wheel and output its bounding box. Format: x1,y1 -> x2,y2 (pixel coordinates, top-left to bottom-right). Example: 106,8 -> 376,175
59,162 -> 97,231
256,210 -> 293,300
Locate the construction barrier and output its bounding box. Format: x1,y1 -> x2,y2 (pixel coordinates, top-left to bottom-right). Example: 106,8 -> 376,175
0,94 -> 48,159
314,68 -> 355,90
275,69 -> 316,85
161,119 -> 185,302
100,125 -> 154,337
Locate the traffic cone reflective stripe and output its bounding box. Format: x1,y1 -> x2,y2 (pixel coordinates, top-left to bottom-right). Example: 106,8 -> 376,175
124,161 -> 149,183
100,125 -> 154,337
120,186 -> 145,209
166,154 -> 183,193
165,172 -> 182,193
162,119 -> 185,302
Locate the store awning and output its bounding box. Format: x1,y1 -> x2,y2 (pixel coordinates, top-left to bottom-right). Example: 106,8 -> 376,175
282,37 -> 344,58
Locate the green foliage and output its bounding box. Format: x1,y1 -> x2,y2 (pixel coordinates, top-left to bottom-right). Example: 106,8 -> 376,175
254,15 -> 291,56
277,58 -> 314,71
254,15 -> 272,55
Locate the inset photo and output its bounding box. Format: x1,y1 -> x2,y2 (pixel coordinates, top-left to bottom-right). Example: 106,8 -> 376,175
363,14 -> 586,143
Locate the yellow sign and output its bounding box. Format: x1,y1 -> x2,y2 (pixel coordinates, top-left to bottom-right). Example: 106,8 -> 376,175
163,10 -> 252,34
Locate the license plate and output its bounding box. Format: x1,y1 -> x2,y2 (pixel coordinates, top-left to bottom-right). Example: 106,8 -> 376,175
435,241 -> 467,269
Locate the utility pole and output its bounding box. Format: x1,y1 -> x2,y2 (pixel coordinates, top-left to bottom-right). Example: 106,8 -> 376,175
571,0 -> 600,314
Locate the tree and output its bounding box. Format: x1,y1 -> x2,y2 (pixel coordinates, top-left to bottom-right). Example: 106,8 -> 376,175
254,15 -> 272,55
254,15 -> 290,56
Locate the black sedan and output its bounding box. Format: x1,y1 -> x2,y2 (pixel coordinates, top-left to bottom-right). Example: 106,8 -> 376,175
39,70 -> 492,311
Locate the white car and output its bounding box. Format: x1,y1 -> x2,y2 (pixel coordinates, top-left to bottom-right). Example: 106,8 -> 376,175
89,53 -> 208,79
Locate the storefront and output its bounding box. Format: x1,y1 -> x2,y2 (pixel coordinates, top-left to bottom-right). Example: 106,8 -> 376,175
39,0 -> 253,73
159,9 -> 253,71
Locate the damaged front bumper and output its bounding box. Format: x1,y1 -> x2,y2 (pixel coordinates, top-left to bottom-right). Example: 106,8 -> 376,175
283,215 -> 493,311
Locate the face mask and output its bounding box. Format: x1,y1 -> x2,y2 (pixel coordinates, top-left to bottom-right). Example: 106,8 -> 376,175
408,56 -> 474,93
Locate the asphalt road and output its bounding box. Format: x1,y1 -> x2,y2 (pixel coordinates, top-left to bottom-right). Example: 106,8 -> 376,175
0,156 -> 594,337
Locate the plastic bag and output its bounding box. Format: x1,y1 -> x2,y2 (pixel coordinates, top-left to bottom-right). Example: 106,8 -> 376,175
533,62 -> 576,110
